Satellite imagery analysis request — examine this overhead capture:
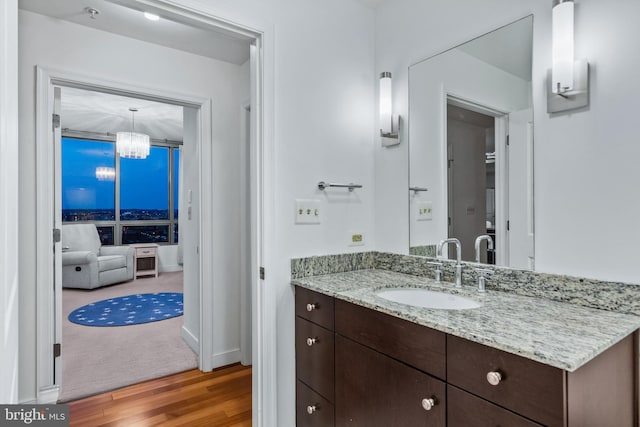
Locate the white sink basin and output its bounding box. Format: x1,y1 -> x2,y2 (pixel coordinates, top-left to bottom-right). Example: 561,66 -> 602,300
376,288 -> 482,310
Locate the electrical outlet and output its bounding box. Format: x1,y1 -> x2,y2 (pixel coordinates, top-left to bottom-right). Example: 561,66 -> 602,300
295,199 -> 321,224
349,232 -> 365,246
417,201 -> 433,221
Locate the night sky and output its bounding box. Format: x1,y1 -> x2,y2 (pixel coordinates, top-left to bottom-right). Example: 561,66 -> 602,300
62,138 -> 178,210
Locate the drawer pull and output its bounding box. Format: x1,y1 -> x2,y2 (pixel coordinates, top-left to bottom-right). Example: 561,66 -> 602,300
306,405 -> 317,415
306,337 -> 317,346
306,303 -> 317,312
421,397 -> 436,411
486,371 -> 502,386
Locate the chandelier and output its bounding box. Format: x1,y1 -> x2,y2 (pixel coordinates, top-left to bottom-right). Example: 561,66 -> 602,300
95,167 -> 115,181
116,108 -> 150,159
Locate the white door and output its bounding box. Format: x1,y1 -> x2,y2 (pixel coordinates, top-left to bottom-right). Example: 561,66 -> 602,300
507,108 -> 535,269
53,86 -> 63,385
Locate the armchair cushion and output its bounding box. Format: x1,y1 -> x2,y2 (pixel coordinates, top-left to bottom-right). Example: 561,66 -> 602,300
98,255 -> 127,271
62,251 -> 97,266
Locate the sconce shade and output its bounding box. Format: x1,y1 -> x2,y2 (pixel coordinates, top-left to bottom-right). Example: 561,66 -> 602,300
116,131 -> 150,159
379,72 -> 393,135
552,1 -> 574,94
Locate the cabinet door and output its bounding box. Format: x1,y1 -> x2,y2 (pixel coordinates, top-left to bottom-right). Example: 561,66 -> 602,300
296,317 -> 335,401
297,380 -> 334,427
335,335 -> 445,427
448,385 -> 543,427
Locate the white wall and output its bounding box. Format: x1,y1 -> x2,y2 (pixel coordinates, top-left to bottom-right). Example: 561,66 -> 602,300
180,1 -> 376,424
375,0 -> 640,284
18,10 -> 247,401
0,0 -> 20,404
157,246 -> 183,272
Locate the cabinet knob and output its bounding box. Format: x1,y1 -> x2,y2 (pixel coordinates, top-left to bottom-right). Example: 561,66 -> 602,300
306,405 -> 317,415
306,337 -> 317,346
421,397 -> 436,411
306,303 -> 317,312
486,371 -> 502,386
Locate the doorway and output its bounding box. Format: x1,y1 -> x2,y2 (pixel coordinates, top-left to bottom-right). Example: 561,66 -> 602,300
55,86 -> 197,401
28,1 -> 264,409
445,95 -> 534,268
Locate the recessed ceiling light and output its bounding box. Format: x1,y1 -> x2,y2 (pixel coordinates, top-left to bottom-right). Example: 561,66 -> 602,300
144,12 -> 160,21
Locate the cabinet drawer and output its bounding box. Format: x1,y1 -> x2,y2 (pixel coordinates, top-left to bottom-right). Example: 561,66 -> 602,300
297,380 -> 334,427
335,335 -> 445,427
447,335 -> 565,427
296,287 -> 334,330
296,317 -> 334,402
135,247 -> 157,257
335,299 -> 446,379
448,385 -> 543,427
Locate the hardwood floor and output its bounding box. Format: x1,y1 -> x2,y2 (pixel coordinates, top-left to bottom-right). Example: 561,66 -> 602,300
68,364 -> 252,427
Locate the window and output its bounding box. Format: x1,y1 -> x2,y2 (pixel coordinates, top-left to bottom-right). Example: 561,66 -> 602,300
121,146 -> 169,220
62,139 -> 115,221
62,137 -> 180,245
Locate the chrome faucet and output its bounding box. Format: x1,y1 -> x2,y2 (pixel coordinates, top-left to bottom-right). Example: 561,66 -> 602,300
474,235 -> 494,263
436,238 -> 462,287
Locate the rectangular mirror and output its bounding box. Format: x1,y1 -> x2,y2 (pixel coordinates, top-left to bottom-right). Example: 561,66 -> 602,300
409,15 -> 534,269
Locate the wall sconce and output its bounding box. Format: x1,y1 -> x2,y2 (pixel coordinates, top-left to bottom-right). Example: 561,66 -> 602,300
547,0 -> 589,113
379,72 -> 400,146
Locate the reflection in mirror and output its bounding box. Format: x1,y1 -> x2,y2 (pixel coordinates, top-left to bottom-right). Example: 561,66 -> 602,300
409,16 -> 534,269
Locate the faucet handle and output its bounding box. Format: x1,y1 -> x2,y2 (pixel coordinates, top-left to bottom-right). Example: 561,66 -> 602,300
427,261 -> 443,283
474,268 -> 493,293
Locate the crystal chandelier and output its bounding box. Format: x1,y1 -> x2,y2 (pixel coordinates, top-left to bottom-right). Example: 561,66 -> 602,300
116,108 -> 150,159
95,167 -> 115,181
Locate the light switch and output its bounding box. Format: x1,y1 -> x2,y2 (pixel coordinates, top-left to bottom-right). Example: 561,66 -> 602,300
295,199 -> 321,224
417,201 -> 433,221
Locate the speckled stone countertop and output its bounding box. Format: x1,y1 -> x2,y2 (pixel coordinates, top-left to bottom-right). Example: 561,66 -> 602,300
292,269 -> 640,372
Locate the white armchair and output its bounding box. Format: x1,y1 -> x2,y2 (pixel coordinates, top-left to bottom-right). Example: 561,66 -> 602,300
62,224 -> 134,289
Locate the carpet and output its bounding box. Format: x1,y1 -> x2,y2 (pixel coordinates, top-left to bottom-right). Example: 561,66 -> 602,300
68,292 -> 183,326
60,272 -> 198,402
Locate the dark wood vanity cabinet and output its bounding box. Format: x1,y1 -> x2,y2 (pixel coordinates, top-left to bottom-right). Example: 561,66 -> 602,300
294,286 -> 638,427
295,287 -> 336,427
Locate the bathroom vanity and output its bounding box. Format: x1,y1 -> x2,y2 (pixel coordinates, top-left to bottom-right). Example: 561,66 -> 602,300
293,270 -> 640,427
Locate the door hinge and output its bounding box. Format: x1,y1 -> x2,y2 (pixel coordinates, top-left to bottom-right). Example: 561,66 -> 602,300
52,113 -> 61,130
507,220 -> 510,231
259,267 -> 265,280
53,343 -> 61,358
506,135 -> 510,146
53,228 -> 61,243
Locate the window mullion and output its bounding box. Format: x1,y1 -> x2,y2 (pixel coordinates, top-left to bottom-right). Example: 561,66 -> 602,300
115,146 -> 121,246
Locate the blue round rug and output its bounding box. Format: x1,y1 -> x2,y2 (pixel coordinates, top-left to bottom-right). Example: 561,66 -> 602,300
68,293 -> 183,327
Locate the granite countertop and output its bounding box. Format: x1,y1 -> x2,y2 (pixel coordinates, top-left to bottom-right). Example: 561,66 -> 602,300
292,269 -> 640,372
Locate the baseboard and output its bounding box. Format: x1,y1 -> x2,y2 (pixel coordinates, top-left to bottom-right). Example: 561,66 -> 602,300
159,265 -> 183,273
37,385 -> 60,404
181,325 -> 199,354
211,348 -> 241,368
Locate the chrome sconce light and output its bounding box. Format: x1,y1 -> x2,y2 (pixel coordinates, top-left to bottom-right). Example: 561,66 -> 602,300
379,72 -> 400,146
547,0 -> 590,113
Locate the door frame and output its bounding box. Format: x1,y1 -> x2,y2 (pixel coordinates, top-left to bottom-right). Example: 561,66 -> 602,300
443,93 -> 508,262
35,66 -> 214,395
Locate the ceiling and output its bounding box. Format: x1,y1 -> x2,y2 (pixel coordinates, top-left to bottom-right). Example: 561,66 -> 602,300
61,87 -> 183,141
19,0 -> 255,142
19,0 -> 252,65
